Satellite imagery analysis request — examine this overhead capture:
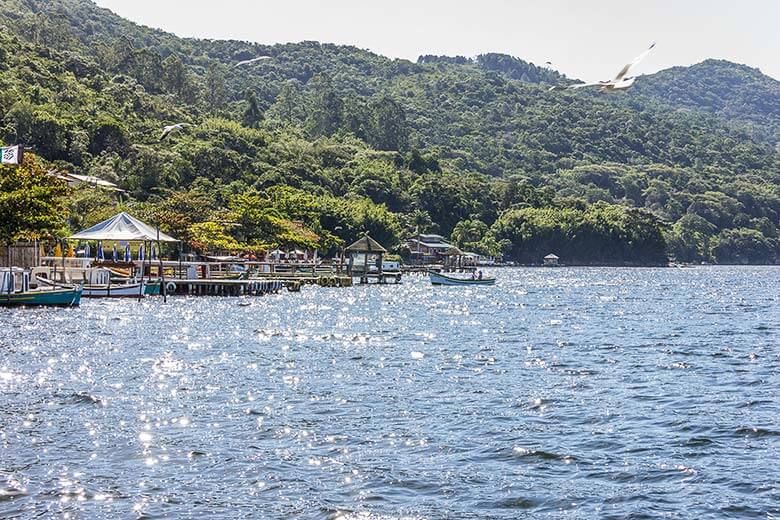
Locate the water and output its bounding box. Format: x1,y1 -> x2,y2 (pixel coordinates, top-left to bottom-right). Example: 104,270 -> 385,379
1,267 -> 778,519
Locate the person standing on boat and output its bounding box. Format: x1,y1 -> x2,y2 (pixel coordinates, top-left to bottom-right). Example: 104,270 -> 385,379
477,270 -> 483,280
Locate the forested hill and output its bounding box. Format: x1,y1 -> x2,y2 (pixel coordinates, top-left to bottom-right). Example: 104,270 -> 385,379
0,0 -> 778,264
632,60 -> 780,142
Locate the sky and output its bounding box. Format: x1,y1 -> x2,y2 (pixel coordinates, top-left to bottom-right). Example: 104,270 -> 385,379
93,0 -> 780,82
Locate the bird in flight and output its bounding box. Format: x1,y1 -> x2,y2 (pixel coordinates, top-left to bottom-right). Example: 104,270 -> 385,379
234,56 -> 272,68
159,123 -> 191,141
550,42 -> 655,92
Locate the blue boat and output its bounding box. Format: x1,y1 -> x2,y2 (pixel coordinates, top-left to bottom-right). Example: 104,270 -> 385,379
428,270 -> 495,286
0,287 -> 82,307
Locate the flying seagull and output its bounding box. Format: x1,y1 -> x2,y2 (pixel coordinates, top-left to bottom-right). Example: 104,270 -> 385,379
550,42 -> 655,92
159,123 -> 191,141
234,56 -> 272,68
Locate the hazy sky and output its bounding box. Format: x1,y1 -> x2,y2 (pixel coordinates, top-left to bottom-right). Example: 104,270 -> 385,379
93,0 -> 780,81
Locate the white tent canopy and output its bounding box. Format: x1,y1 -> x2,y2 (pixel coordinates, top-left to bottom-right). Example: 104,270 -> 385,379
69,212 -> 179,242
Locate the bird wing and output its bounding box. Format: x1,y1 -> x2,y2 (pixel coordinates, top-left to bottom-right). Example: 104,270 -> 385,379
159,129 -> 169,141
614,42 -> 655,81
568,81 -> 610,90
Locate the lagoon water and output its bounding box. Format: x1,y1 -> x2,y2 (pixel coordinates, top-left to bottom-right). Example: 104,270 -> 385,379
0,267 -> 778,519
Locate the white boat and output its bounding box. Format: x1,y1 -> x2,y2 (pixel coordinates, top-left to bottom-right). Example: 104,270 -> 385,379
81,281 -> 146,298
37,276 -> 146,298
428,270 -> 495,286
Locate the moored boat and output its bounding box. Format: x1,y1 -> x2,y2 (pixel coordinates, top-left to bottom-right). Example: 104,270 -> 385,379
428,270 -> 495,286
0,287 -> 82,307
81,282 -> 146,298
144,280 -> 161,295
37,276 -> 146,298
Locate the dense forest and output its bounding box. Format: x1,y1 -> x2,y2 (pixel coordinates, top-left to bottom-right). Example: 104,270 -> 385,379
0,0 -> 778,264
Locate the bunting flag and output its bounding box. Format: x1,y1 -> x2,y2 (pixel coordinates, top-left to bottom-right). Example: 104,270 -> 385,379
1,145 -> 22,165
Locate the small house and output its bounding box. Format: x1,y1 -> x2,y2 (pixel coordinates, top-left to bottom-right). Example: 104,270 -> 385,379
543,253 -> 560,266
406,234 -> 453,263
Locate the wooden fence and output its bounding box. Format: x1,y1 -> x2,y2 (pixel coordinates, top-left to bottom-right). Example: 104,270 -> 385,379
0,242 -> 40,268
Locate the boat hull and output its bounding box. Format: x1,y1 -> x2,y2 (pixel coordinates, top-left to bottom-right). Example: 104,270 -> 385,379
37,276 -> 146,298
144,281 -> 161,295
82,282 -> 146,298
0,287 -> 82,307
428,271 -> 495,286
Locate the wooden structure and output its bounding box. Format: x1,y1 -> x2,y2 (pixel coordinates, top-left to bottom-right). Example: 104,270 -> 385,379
406,233 -> 454,264
442,245 -> 465,271
0,242 -> 41,269
543,253 -> 560,266
345,235 -> 393,284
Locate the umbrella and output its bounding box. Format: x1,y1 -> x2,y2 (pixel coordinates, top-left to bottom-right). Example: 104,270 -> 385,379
84,243 -> 91,258
151,245 -> 157,261
97,242 -> 104,261
138,244 -> 144,261
112,244 -> 118,261
124,244 -> 131,262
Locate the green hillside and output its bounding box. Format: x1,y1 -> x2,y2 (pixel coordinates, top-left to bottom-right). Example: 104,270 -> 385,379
0,0 -> 778,264
633,59 -> 780,141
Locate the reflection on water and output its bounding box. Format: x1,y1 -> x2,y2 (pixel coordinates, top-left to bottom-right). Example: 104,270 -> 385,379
0,267 -> 778,518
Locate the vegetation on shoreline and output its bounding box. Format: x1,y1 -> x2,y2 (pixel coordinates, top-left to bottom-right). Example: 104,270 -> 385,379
0,0 -> 778,264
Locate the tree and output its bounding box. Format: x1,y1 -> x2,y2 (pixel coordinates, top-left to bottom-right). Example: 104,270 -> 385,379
188,221 -> 241,253
307,74 -> 343,137
162,55 -> 188,95
451,219 -> 489,249
367,96 -> 409,151
710,228 -> 778,264
0,157 -> 69,244
242,90 -> 263,129
205,63 -> 228,110
269,80 -> 304,125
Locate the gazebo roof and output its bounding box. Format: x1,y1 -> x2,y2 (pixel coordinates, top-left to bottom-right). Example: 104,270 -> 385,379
544,253 -> 560,259
69,212 -> 178,242
345,235 -> 387,253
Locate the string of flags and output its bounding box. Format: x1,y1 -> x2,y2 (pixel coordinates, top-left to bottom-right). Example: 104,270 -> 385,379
1,145 -> 23,165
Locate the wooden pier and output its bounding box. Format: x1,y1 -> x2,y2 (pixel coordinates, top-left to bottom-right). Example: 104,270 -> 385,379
165,274 -> 353,296
37,257 -> 384,297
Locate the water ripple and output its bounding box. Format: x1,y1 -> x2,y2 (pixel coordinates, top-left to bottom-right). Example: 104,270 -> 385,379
0,267 -> 778,518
